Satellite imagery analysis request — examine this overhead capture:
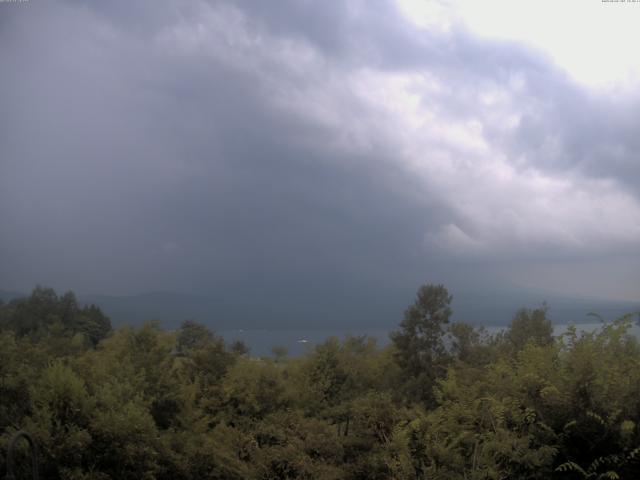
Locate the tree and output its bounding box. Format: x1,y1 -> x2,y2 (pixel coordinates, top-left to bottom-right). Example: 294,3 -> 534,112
230,340 -> 250,357
448,322 -> 494,366
390,283 -> 453,404
223,358 -> 288,420
0,287 -> 112,347
506,305 -> 553,351
176,319 -> 214,353
271,345 -> 289,362
304,337 -> 348,411
76,304 -> 112,347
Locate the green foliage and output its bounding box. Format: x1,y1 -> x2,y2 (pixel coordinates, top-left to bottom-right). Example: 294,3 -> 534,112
176,319 -> 214,353
448,322 -> 494,366
1,285 -> 640,479
390,283 -> 453,405
0,286 -> 111,347
223,359 -> 289,420
506,305 -> 554,352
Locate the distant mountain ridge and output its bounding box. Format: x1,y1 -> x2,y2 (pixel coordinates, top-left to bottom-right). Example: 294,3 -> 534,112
0,290 -> 24,303
2,288 -> 637,331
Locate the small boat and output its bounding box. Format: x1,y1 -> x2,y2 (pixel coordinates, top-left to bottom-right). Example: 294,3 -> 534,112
297,339 -> 309,343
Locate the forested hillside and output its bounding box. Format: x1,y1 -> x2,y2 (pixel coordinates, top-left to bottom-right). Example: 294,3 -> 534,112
1,286 -> 639,479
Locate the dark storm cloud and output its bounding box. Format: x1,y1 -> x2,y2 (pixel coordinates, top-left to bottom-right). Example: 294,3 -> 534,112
0,1 -> 452,320
1,0 -> 638,322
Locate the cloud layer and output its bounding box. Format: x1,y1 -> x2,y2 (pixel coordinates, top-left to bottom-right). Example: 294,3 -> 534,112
1,0 -> 638,324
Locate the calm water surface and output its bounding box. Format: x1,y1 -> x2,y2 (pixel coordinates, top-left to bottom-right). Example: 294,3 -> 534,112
220,322 -> 638,357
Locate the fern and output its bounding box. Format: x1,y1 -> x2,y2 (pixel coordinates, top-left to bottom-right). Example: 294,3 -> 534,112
556,449 -> 639,479
557,460 -> 588,476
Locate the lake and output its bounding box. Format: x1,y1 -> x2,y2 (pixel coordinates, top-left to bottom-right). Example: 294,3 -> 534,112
219,322 -> 638,357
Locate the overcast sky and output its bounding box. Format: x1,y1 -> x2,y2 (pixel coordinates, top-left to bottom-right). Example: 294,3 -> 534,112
1,1 -> 639,320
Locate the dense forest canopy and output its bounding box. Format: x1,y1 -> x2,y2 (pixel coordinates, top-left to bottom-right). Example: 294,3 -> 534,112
1,285 -> 640,479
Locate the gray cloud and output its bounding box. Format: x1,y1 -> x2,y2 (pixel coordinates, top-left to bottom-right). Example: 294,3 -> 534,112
1,0 -> 638,327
